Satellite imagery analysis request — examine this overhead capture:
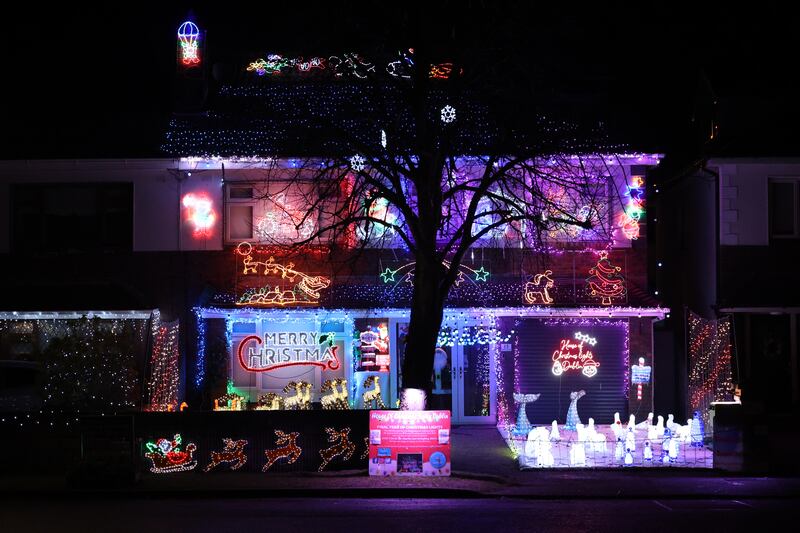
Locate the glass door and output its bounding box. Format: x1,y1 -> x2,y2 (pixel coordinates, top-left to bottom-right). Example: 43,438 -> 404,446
454,343 -> 496,424
394,322 -> 496,424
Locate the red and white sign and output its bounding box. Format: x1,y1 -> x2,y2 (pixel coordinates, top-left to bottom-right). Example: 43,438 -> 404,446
368,410 -> 451,476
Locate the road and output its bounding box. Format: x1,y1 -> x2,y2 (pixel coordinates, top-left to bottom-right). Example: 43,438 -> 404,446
2,497 -> 798,532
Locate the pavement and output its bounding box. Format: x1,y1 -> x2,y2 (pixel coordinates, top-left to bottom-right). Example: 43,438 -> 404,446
3,427 -> 800,499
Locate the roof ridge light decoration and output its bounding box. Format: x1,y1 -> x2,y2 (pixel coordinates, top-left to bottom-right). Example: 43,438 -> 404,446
245,49 -> 461,80
618,176 -> 645,240
379,260 -> 489,289
177,21 -> 201,66
523,270 -> 555,305
586,251 -> 626,306
236,242 -> 331,307
552,331 -> 601,377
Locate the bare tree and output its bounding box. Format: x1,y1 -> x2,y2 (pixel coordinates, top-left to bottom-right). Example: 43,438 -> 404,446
243,48 -> 618,405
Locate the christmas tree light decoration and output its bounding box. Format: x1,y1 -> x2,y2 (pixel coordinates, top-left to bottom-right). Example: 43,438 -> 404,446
177,21 -> 201,66
586,251 -> 626,305
688,311 -> 734,428
204,439 -> 248,472
145,434 -> 198,474
318,427 -> 356,471
349,154 -> 366,171
263,430 -> 302,471
440,105 -> 456,124
524,270 -> 555,304
145,315 -> 180,412
361,375 -> 386,409
182,192 -> 216,238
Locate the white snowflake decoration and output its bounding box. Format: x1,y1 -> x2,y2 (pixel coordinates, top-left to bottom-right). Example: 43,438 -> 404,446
440,105 -> 456,124
350,154 -> 365,171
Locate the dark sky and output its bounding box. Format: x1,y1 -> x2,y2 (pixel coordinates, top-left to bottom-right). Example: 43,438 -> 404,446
2,3 -> 797,159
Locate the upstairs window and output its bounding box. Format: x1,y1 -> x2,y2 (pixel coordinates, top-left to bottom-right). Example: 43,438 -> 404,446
12,183 -> 133,253
769,179 -> 800,238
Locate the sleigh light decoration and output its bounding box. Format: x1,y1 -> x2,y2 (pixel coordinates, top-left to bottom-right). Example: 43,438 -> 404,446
236,242 -> 331,307
145,434 -> 198,474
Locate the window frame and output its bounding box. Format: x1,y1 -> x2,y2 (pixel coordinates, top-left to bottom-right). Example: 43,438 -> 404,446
768,178 -> 800,239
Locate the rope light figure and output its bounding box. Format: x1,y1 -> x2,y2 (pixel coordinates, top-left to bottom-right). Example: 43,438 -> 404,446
177,21 -> 201,66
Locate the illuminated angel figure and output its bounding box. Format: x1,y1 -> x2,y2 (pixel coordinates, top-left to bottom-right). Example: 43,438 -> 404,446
177,21 -> 201,65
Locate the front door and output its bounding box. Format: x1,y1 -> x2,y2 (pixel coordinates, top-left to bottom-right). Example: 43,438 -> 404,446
395,322 -> 496,425
453,343 -> 496,424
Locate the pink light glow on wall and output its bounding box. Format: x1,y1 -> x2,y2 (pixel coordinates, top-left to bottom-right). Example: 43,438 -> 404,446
182,192 -> 216,238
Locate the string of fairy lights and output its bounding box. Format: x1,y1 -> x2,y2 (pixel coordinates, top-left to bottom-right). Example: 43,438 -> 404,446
688,311 -> 734,426
145,313 -> 181,411
0,313 -> 154,431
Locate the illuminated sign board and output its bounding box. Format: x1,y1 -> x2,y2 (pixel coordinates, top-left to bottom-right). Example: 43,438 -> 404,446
237,332 -> 340,372
551,331 -> 600,377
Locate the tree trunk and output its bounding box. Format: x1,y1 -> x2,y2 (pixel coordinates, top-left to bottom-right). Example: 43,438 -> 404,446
401,258 -> 446,397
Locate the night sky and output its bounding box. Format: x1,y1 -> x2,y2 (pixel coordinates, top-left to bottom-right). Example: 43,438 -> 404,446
2,3 -> 797,159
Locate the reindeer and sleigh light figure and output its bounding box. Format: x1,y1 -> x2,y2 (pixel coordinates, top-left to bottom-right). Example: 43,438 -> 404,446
235,241 -> 331,307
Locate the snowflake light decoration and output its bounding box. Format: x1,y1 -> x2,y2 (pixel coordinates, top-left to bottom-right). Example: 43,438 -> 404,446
440,105 -> 456,124
350,154 -> 366,172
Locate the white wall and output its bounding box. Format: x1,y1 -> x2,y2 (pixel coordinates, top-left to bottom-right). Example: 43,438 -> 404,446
0,159 -> 223,252
715,158 -> 800,246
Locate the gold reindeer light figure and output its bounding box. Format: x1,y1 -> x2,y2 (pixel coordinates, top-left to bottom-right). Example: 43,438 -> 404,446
263,430 -> 302,472
204,438 -> 248,472
282,381 -> 312,410
318,427 -> 356,471
256,392 -> 283,411
361,375 -> 386,409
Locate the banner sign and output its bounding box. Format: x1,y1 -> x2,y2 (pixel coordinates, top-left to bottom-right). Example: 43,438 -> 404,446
368,410 -> 451,476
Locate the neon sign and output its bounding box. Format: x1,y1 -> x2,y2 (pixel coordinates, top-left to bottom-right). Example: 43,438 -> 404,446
552,332 -> 600,377
177,21 -> 201,66
236,242 -> 331,307
524,270 -> 555,304
237,332 -> 340,372
182,192 -> 216,237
